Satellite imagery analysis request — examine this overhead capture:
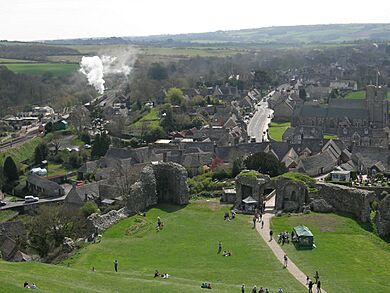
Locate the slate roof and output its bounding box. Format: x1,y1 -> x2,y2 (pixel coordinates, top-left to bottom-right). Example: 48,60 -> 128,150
27,174 -> 64,194
242,196 -> 258,204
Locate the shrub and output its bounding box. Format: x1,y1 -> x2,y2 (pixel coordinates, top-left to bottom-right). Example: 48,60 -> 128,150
81,201 -> 100,218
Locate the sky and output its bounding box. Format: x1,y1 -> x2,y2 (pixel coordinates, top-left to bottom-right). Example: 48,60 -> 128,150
1,0 -> 390,41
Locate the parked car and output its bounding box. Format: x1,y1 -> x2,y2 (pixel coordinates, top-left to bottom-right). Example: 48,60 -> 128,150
0,201 -> 6,206
24,196 -> 39,203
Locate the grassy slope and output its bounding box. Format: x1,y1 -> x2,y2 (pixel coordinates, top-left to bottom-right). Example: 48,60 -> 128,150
130,108 -> 160,130
0,201 -> 304,293
0,210 -> 19,223
0,137 -> 42,167
271,213 -> 390,293
268,122 -> 291,142
4,63 -> 79,76
0,58 -> 36,63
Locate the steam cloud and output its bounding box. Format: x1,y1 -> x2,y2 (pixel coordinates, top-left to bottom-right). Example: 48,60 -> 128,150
79,49 -> 136,94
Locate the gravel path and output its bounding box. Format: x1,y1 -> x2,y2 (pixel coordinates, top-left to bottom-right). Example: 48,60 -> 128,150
254,195 -> 327,293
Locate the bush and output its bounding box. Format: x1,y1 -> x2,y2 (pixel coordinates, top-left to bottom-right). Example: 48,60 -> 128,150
79,131 -> 91,144
3,156 -> 19,182
81,201 -> 100,218
244,152 -> 287,177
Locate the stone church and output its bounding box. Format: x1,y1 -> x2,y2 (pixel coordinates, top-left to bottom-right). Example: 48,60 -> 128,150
292,85 -> 389,147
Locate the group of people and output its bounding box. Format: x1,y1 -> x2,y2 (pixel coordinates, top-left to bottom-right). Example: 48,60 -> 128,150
201,282 -> 212,289
306,271 -> 322,293
242,284 -> 283,293
217,241 -> 232,257
224,210 -> 236,221
252,213 -> 264,229
23,281 -> 37,289
154,270 -> 170,279
277,231 -> 290,245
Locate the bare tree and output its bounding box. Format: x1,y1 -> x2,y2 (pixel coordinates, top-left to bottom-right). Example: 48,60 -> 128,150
69,105 -> 91,135
113,161 -> 138,199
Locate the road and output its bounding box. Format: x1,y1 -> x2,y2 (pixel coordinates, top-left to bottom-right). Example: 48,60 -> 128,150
0,195 -> 67,211
247,99 -> 273,142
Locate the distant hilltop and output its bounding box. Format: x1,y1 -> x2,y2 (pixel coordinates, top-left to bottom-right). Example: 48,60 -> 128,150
42,23 -> 390,45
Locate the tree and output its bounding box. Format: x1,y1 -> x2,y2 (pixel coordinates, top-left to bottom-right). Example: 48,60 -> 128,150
114,162 -> 138,199
143,126 -> 166,143
69,105 -> 91,135
79,131 -> 91,144
244,152 -> 287,177
34,143 -> 49,165
253,70 -> 272,90
166,87 -> 184,105
91,132 -> 110,159
3,156 -> 19,182
231,156 -> 244,177
299,88 -> 307,101
81,201 -> 100,218
147,63 -> 168,81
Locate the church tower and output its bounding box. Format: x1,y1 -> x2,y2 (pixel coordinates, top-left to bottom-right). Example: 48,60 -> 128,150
366,85 -> 388,128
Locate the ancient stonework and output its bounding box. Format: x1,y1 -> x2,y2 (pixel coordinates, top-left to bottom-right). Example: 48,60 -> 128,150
126,162 -> 189,214
235,173 -> 271,208
310,198 -> 335,213
375,194 -> 390,238
313,182 -> 374,223
274,178 -> 308,212
87,208 -> 128,234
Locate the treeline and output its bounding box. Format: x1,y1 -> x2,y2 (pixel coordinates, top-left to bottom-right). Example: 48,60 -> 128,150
0,66 -> 95,116
0,42 -> 79,61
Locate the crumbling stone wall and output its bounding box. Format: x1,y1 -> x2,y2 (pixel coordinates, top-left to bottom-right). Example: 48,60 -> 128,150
375,194 -> 390,238
274,178 -> 308,212
126,162 -> 189,214
235,174 -> 270,207
313,182 -> 374,223
87,208 -> 128,234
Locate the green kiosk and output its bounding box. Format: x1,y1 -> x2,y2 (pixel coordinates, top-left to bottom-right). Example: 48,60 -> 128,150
293,225 -> 314,248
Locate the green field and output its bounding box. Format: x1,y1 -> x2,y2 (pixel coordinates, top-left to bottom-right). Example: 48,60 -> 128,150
0,58 -> 36,63
268,122 -> 291,142
0,210 -> 19,223
271,213 -> 390,293
323,134 -> 338,140
4,63 -> 79,76
130,108 -> 161,130
345,90 -> 390,100
0,201 -> 305,292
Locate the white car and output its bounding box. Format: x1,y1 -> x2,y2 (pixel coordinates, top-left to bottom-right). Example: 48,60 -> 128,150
25,196 -> 39,203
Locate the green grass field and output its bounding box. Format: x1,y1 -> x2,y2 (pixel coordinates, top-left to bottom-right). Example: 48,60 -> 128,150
0,201 -> 305,292
0,210 -> 19,223
323,134 -> 338,140
130,108 -> 161,130
0,58 -> 36,63
345,90 -> 390,100
268,122 -> 291,142
4,63 -> 79,76
271,213 -> 390,293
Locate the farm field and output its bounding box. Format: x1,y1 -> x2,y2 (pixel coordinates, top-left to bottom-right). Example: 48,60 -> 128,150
0,137 -> 42,168
0,58 -> 36,63
0,200 -> 305,292
345,90 -> 390,100
4,63 -> 79,76
271,213 -> 390,293
268,121 -> 291,142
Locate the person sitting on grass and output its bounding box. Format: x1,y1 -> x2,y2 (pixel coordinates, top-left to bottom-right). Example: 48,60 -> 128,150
223,250 -> 232,256
162,273 -> 170,279
23,281 -> 29,288
31,283 -> 37,290
154,270 -> 160,278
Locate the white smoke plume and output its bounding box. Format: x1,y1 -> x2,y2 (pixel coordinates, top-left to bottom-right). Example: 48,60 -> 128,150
79,47 -> 137,94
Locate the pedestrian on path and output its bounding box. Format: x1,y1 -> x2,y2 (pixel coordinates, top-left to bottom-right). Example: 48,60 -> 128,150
241,284 -> 245,293
253,216 -> 256,228
218,241 -> 222,254
114,259 -> 118,272
316,280 -> 322,293
308,280 -> 314,293
306,275 -> 310,285
314,271 -> 320,284
261,220 -> 264,229
283,254 -> 288,268
269,229 -> 273,241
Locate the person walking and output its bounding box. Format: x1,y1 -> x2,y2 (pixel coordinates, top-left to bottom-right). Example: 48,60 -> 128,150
306,275 -> 310,285
241,284 -> 245,293
283,254 -> 288,268
252,216 -> 256,228
269,229 -> 273,241
316,280 -> 322,293
314,271 -> 320,284
114,259 -> 118,272
157,216 -> 161,229
218,241 -> 222,254
261,220 -> 264,229
252,285 -> 257,293
308,280 -> 314,293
